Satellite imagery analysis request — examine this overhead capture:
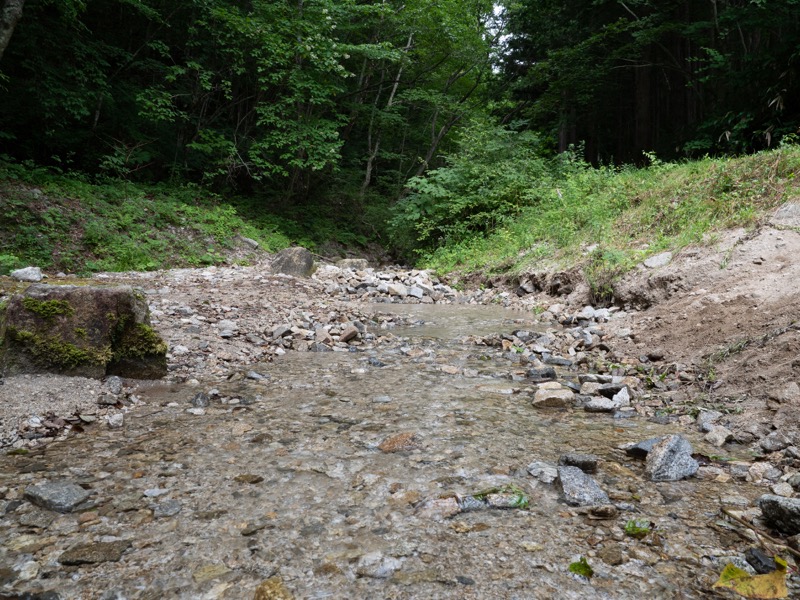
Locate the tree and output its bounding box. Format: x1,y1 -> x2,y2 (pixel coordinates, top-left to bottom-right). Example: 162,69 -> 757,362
0,0 -> 25,61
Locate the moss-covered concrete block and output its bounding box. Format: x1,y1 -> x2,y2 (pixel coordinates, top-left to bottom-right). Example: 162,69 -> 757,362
0,284 -> 167,379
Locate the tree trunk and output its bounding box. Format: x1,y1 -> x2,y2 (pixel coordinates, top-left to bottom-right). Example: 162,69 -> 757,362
0,0 -> 24,62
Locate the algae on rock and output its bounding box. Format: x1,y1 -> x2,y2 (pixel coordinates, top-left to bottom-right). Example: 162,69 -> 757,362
0,283 -> 167,379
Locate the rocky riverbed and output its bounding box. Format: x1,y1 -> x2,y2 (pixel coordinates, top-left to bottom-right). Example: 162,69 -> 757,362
1,245 -> 800,598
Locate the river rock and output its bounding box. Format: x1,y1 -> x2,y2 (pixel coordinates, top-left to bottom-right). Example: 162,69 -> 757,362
761,431 -> 792,453
705,426 -> 732,447
337,258 -> 369,270
24,481 -> 91,513
584,397 -> 617,413
758,494 -> 800,535
527,461 -> 558,484
645,434 -> 699,481
558,466 -> 609,506
253,576 -> 294,600
623,437 -> 662,459
272,247 -> 314,277
10,266 -> 43,282
58,540 -> 131,565
0,284 -> 167,379
356,551 -> 402,579
558,453 -> 599,473
532,387 -> 574,408
526,366 -> 557,382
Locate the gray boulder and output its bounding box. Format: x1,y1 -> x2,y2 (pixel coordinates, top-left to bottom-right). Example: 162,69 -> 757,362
558,466 -> 609,506
645,434 -> 698,481
10,266 -> 44,282
758,494 -> 800,535
0,284 -> 167,379
272,247 -> 314,277
25,481 -> 91,513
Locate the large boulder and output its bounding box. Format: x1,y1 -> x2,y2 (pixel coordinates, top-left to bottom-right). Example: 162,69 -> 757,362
0,284 -> 167,379
271,247 -> 314,277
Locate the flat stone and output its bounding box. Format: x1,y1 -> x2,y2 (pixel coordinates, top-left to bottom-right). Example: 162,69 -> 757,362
417,497 -> 461,521
356,551 -> 403,579
151,499 -> 182,518
542,354 -> 573,367
24,481 -> 91,513
645,434 -> 699,481
558,466 -> 609,506
58,540 -> 130,565
705,426 -> 732,447
527,461 -> 558,484
583,397 -> 617,413
643,252 -> 672,269
759,494 -> 800,535
532,387 -> 574,408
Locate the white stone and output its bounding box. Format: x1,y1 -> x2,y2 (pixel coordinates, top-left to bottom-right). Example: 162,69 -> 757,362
107,413 -> 124,429
643,252 -> 673,269
10,266 -> 43,282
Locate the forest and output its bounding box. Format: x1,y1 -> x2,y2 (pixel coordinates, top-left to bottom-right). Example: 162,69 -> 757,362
0,0 -> 799,268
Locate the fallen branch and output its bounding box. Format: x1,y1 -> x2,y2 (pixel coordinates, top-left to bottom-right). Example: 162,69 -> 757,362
721,507 -> 800,562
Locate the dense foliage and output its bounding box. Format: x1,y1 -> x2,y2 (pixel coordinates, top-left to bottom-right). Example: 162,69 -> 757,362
2,0 -> 799,274
0,0 -> 500,203
502,0 -> 800,162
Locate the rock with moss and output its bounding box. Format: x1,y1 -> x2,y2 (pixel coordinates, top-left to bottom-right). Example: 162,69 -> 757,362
0,284 -> 167,379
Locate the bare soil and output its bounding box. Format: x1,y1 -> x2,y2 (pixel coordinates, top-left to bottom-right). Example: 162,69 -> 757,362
517,203 -> 800,446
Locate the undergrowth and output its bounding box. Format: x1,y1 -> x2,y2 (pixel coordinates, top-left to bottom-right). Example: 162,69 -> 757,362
0,159 -> 376,275
393,132 -> 800,299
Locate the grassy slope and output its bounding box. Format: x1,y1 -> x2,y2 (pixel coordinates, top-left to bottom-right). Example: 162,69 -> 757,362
0,161 -> 299,275
420,146 -> 800,294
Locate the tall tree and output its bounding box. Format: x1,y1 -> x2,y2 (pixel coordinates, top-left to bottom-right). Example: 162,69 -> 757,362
0,0 -> 25,61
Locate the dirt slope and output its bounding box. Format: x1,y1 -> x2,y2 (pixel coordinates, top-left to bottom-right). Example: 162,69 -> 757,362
595,203 -> 800,442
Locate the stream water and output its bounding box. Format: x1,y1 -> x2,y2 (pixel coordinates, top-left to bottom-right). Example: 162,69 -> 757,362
0,303 -> 778,599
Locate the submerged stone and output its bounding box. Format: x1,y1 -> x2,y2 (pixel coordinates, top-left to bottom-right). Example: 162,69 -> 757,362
25,481 -> 91,513
645,434 -> 698,481
558,466 -> 609,506
58,540 -> 130,565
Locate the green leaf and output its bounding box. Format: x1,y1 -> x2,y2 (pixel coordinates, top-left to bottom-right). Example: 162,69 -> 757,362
712,557 -> 788,599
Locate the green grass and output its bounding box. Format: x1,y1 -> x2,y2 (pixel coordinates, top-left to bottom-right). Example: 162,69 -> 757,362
415,146 -> 800,294
0,161 -> 300,275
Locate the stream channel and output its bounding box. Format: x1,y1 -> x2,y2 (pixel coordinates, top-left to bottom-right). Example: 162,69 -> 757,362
0,302 -> 773,599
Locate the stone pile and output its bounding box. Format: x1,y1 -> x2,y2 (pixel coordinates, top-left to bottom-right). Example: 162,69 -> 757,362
313,265 -> 461,304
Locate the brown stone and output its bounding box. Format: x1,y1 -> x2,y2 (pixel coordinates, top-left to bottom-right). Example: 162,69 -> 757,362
253,576 -> 294,600
378,432 -> 419,453
58,540 -> 131,565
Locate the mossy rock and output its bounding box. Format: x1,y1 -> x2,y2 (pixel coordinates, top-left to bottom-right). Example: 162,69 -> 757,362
0,284 -> 167,379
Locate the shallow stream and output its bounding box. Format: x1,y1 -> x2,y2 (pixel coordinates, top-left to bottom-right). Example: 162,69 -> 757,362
0,303 -> 780,599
